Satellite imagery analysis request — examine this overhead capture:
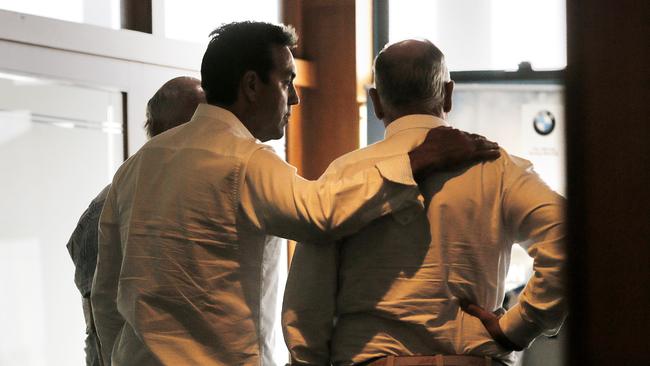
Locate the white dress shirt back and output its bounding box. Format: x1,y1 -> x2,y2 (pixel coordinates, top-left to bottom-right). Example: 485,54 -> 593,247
283,114 -> 566,366
92,104 -> 424,365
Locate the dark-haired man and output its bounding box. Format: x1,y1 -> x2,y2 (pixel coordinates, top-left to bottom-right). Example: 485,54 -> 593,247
92,23 -> 500,366
66,76 -> 205,366
283,39 -> 566,366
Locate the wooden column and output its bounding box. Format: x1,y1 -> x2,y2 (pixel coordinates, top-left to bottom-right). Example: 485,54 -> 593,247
283,0 -> 361,263
565,0 -> 650,364
283,0 -> 359,180
121,0 -> 152,33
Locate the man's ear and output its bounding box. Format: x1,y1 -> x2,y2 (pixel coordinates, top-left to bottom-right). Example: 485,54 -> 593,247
368,88 -> 385,120
443,80 -> 454,113
241,70 -> 259,103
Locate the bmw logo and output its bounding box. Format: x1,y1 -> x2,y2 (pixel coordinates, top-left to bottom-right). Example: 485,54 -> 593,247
533,110 -> 556,136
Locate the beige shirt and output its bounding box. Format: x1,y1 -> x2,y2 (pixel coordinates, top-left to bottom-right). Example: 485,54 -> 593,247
91,104 -> 423,366
282,115 -> 566,366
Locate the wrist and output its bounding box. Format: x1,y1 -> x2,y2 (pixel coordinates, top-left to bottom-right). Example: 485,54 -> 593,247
487,317 -> 524,351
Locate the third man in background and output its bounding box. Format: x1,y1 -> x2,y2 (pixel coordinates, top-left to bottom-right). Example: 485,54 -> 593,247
67,76 -> 205,366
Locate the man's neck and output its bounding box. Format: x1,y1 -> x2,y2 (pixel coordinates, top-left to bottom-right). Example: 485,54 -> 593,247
383,109 -> 445,128
213,101 -> 258,134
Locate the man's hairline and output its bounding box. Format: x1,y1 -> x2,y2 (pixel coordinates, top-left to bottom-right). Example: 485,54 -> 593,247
203,34 -> 297,106
373,53 -> 449,112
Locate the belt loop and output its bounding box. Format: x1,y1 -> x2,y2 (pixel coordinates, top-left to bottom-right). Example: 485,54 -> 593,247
435,354 -> 444,366
386,355 -> 395,366
484,356 -> 491,366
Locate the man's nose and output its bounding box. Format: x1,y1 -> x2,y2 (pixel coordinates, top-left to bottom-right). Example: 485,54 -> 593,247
288,84 -> 300,105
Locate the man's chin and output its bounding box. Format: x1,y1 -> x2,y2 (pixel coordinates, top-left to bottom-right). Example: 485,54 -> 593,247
260,130 -> 285,142
272,130 -> 286,140
275,122 -> 288,139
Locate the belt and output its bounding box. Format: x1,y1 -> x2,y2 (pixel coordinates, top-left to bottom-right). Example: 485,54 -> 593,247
364,355 -> 506,366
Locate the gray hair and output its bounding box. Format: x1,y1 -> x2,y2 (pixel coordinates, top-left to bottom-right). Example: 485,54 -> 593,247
373,40 -> 450,112
144,76 -> 206,138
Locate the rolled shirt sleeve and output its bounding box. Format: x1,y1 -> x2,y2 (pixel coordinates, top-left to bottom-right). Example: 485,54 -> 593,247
240,148 -> 423,243
499,156 -> 567,348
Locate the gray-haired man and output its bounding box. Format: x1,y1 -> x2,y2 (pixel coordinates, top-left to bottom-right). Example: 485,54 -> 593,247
283,39 -> 566,366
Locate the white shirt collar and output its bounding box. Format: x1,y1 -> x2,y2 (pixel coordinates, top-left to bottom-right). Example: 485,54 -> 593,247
192,103 -> 255,140
384,114 -> 449,139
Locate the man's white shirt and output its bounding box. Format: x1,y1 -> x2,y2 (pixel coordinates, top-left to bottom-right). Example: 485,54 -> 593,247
91,104 -> 424,365
283,114 -> 566,366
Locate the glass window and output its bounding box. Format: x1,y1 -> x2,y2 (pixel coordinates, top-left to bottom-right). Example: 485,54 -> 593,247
0,0 -> 120,29
163,0 -> 280,44
389,0 -> 566,71
452,83 -> 565,194
0,71 -> 123,366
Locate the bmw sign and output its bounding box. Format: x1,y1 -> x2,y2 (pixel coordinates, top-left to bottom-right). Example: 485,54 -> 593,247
533,110 -> 556,136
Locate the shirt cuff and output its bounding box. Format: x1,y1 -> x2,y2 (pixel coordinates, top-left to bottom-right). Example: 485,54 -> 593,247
499,303 -> 543,349
374,154 -> 417,186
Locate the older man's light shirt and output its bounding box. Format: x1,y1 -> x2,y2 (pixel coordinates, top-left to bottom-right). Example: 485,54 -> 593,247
283,115 -> 566,366
91,104 -> 423,366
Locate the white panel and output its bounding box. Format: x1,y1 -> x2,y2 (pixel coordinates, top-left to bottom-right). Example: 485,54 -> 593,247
0,9 -> 204,71
520,103 -> 565,195
0,76 -> 124,365
0,238 -> 47,366
0,39 -> 201,155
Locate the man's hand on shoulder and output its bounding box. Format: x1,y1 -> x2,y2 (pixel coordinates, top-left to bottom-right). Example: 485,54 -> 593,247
408,127 -> 500,180
459,299 -> 524,352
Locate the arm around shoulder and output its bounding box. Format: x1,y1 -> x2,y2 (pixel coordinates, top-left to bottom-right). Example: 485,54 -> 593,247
240,148 -> 423,242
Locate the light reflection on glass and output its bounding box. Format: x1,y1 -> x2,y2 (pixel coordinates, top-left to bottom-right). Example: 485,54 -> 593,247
389,0 -> 566,71
0,71 -> 123,366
